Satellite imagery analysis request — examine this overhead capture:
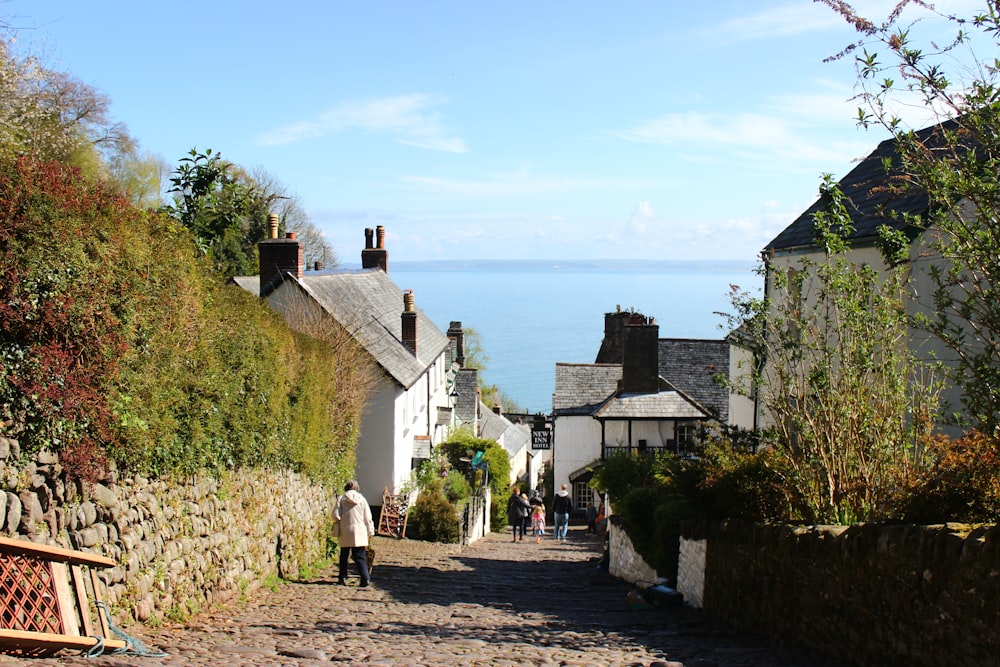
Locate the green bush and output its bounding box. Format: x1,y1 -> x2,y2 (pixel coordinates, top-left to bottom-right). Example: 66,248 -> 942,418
408,487 -> 461,543
438,430 -> 510,495
693,440 -> 803,522
0,156 -> 364,486
443,470 -> 472,505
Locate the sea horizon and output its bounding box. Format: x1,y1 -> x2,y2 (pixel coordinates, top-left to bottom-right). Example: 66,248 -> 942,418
339,260 -> 761,413
341,257 -> 757,273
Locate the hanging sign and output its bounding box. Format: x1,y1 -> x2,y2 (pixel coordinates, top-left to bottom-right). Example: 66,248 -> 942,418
531,428 -> 551,450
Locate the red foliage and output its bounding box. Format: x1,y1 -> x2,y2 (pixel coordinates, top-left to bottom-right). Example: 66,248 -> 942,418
902,430 -> 1000,523
0,157 -> 131,481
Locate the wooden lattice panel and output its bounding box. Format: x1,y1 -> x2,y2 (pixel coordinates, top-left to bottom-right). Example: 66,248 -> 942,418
0,554 -> 62,634
0,537 -> 125,657
376,488 -> 409,538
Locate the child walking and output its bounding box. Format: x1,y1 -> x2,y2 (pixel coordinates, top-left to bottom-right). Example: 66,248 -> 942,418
531,503 -> 546,544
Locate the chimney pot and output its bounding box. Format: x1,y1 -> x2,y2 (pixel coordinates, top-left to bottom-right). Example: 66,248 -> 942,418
268,213 -> 279,239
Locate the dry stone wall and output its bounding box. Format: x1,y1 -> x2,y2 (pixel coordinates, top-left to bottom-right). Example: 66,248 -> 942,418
680,520 -> 1000,667
0,436 -> 335,625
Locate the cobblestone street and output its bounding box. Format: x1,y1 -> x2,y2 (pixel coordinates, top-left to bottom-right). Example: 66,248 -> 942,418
14,528 -> 844,667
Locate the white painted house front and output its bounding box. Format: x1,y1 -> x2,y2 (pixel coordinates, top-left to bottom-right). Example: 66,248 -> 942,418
236,223 -> 457,504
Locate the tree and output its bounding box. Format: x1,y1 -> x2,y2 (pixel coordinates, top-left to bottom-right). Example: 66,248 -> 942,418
164,149 -> 335,280
249,165 -> 337,270
821,0 -> 1000,435
0,36 -> 134,174
107,148 -> 171,209
163,148 -> 269,278
726,178 -> 941,524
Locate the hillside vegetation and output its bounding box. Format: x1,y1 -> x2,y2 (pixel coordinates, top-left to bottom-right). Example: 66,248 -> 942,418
0,155 -> 367,486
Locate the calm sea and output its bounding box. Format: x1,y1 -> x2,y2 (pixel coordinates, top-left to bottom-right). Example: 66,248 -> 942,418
387,260 -> 760,414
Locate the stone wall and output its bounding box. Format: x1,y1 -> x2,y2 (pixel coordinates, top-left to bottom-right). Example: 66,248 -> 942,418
607,516 -> 659,587
680,520 -> 1000,667
0,437 -> 335,625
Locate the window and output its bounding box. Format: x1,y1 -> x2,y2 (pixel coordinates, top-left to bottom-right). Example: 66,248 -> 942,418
571,482 -> 591,517
676,422 -> 698,455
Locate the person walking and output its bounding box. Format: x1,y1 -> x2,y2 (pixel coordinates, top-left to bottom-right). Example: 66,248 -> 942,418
334,479 -> 375,587
531,502 -> 546,544
507,486 -> 531,542
552,484 -> 574,543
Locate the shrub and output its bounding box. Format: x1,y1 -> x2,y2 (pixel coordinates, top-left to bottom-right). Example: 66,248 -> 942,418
693,440 -> 803,522
407,487 -> 461,543
443,470 -> 472,505
438,430 -> 510,496
901,430 -> 1000,523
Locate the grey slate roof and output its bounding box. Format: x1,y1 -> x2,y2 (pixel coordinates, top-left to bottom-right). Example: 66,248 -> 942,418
478,402 -> 531,457
230,275 -> 259,294
231,268 -> 451,390
764,125 -> 947,253
291,270 -> 449,390
453,368 -> 480,426
658,339 -> 729,421
552,363 -> 622,416
594,390 -> 708,420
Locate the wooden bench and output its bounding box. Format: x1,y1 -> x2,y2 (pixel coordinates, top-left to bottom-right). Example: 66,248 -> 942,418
0,535 -> 127,657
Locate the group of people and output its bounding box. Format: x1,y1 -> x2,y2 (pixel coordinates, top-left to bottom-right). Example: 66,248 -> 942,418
333,479 -> 605,587
506,484 -> 578,543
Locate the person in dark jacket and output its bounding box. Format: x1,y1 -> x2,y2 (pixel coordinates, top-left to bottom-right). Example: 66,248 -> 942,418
552,484 -> 574,542
506,486 -> 531,542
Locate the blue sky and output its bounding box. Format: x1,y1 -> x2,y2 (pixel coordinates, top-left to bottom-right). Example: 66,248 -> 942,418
4,1 -> 981,264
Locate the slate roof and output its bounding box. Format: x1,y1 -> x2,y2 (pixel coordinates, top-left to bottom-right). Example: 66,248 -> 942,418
658,339 -> 730,421
234,269 -> 450,390
478,402 -> 531,457
453,368 -> 480,426
294,270 -> 449,390
230,275 -> 259,294
594,390 -> 708,420
765,127 -> 939,253
552,363 -> 622,416
553,362 -> 712,421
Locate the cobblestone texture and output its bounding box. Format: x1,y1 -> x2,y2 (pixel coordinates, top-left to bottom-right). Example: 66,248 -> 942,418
7,528 -> 848,666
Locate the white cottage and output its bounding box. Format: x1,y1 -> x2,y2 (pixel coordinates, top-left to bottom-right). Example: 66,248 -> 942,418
235,222 -> 457,505
552,310 -> 745,512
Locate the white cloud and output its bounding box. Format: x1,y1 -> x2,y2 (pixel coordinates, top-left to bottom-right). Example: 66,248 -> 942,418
615,92 -> 876,170
256,94 -> 467,153
711,3 -> 842,41
626,201 -> 654,234
710,1 -> 933,42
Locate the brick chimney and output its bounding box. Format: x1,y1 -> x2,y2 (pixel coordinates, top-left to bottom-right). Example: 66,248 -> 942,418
620,314 -> 659,393
258,213 -> 302,296
595,307 -> 632,364
401,290 -> 417,356
361,225 -> 389,273
447,321 -> 466,367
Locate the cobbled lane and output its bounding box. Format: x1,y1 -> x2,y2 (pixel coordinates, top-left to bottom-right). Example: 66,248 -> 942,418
11,528 -> 845,667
